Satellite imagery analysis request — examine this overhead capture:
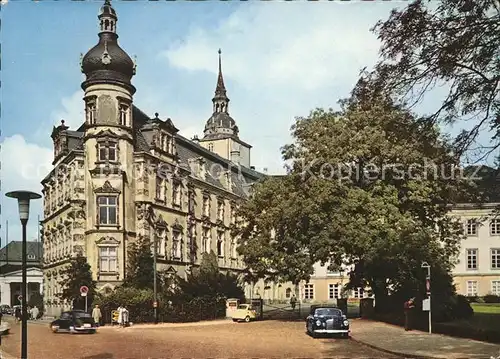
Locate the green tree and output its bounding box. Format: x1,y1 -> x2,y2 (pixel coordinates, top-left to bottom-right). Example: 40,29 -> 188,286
371,0 -> 500,156
58,254 -> 97,310
173,251 -> 245,302
123,235 -> 155,290
235,80 -> 468,312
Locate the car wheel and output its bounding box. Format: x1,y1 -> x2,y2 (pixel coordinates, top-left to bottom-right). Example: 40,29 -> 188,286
232,319 -> 237,322
244,316 -> 250,323
51,325 -> 59,333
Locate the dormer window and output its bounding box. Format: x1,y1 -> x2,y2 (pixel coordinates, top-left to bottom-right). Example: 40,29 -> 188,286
208,143 -> 214,152
98,142 -> 117,162
119,104 -> 129,126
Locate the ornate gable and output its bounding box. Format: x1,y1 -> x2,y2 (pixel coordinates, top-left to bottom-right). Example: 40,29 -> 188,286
96,236 -> 120,246
172,218 -> 184,231
155,214 -> 168,228
94,180 -> 121,193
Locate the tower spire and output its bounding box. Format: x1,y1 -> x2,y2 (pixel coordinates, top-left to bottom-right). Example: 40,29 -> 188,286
212,49 -> 229,113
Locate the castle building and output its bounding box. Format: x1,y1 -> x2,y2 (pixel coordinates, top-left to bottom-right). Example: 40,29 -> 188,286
40,0 -> 288,315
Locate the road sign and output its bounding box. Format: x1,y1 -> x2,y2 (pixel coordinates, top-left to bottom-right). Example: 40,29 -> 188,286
17,295 -> 22,301
422,298 -> 430,311
81,292 -> 88,297
426,278 -> 430,292
153,301 -> 157,308
80,286 -> 89,294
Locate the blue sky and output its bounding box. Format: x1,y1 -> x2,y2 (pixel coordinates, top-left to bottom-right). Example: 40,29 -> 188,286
0,0 -> 493,245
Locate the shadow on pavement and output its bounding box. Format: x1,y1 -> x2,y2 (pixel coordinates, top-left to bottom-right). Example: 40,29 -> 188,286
80,353 -> 114,359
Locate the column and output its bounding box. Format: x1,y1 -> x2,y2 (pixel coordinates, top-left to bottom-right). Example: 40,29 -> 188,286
0,281 -> 11,305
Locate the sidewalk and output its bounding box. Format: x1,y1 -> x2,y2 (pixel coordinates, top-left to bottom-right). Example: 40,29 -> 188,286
350,319 -> 500,359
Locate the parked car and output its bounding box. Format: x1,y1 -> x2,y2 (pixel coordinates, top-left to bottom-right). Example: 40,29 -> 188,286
50,310 -> 97,334
305,305 -> 349,338
232,304 -> 257,322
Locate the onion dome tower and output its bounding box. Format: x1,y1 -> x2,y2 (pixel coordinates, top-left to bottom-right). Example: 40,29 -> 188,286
81,0 -> 136,94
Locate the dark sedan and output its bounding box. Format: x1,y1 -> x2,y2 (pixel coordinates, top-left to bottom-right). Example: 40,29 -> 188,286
306,305 -> 349,338
50,310 -> 97,334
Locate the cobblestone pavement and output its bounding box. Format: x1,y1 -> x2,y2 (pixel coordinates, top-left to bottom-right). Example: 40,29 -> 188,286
1,319 -> 403,359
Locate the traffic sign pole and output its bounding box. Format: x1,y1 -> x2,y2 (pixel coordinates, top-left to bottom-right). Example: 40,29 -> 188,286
80,286 -> 89,312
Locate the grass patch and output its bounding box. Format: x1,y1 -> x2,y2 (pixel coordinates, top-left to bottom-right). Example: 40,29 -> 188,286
471,303 -> 500,314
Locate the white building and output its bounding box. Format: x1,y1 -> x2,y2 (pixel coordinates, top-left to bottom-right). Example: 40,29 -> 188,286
0,241 -> 43,306
451,203 -> 500,297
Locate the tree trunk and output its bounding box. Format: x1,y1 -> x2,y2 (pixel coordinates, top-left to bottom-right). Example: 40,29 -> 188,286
371,279 -> 389,314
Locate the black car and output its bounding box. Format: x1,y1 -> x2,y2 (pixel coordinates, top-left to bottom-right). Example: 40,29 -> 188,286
50,310 -> 97,334
306,305 -> 349,338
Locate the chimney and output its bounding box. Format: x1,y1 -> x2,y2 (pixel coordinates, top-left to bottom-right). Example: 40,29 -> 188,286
250,166 -> 255,170
263,168 -> 268,174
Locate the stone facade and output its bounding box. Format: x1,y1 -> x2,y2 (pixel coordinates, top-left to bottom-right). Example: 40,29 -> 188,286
40,0 -> 294,315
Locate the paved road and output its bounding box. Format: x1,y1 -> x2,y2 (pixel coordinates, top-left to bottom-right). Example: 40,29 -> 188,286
1,319 -> 402,359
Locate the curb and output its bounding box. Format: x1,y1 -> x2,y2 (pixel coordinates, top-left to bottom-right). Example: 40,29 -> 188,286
350,335 -> 441,359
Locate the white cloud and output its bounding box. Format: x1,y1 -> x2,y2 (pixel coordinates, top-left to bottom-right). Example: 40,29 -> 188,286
1,135 -> 52,244
163,2 -> 389,92
160,2 -> 401,174
50,90 -> 85,130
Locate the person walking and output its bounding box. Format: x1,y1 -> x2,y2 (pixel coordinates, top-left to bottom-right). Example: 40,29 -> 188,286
290,294 -> 297,311
404,297 -> 415,331
117,305 -> 124,327
14,307 -> 21,324
92,305 -> 102,327
30,306 -> 39,321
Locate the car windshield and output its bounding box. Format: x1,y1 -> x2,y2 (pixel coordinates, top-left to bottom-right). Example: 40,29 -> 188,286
74,311 -> 92,318
237,305 -> 249,309
314,308 -> 341,317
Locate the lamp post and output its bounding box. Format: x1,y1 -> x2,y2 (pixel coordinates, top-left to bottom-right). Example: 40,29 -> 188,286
339,268 -> 345,298
6,190 -> 41,359
421,261 -> 431,334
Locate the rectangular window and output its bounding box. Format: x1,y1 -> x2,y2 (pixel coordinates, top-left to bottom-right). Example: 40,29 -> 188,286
217,231 -> 224,257
173,181 -> 181,206
203,195 -> 210,217
353,288 -> 364,299
466,219 -> 478,236
172,231 -> 181,259
467,249 -> 478,270
217,200 -> 224,221
188,190 -> 195,214
466,280 -> 478,296
231,238 -> 238,258
492,281 -> 500,296
491,219 -> 500,235
99,247 -> 117,272
98,196 -> 117,225
119,104 -> 128,126
304,284 -> 314,300
328,284 -> 340,299
202,228 -> 210,253
98,143 -> 117,162
491,249 -> 500,269
157,229 -> 166,256
86,102 -> 96,124
155,176 -> 164,201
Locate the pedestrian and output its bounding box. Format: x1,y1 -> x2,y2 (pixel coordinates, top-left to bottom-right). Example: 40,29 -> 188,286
122,306 -> 129,327
14,307 -> 21,324
117,305 -> 124,327
31,306 -> 39,321
290,294 -> 297,311
404,297 -> 415,331
92,304 -> 102,327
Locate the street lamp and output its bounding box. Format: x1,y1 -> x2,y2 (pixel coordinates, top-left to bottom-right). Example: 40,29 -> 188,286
421,261 -> 432,334
6,190 -> 41,359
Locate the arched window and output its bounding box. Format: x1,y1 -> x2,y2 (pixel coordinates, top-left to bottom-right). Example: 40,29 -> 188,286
286,288 -> 292,298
